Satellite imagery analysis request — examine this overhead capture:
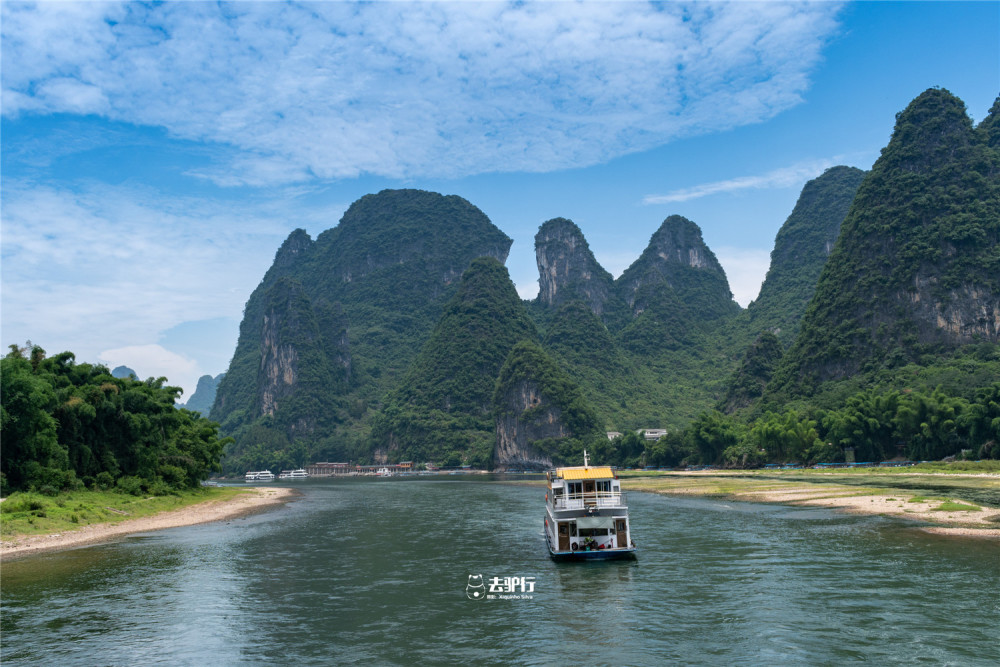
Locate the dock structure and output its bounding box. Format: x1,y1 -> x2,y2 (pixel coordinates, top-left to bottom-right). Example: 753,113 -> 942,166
305,462 -> 415,476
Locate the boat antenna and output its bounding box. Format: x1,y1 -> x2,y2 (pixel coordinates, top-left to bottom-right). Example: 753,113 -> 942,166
583,449 -> 589,467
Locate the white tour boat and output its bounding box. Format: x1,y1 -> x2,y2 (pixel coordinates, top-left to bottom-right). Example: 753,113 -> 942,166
245,470 -> 275,482
278,469 -> 309,480
543,451 -> 636,560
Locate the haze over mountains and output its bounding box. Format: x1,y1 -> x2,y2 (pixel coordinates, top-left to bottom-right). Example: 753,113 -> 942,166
209,89 -> 1000,472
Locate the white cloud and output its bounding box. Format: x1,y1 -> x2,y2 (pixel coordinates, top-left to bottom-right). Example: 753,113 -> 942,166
98,344 -> 200,400
2,1 -> 844,185
643,159 -> 837,204
714,246 -> 772,307
0,180 -> 306,395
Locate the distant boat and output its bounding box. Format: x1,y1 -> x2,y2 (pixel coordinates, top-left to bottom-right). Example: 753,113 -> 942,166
375,467 -> 393,477
543,451 -> 636,560
245,470 -> 275,482
278,469 -> 309,479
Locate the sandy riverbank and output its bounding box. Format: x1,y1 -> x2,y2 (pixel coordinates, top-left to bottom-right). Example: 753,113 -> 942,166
1,486 -> 297,560
621,472 -> 1000,538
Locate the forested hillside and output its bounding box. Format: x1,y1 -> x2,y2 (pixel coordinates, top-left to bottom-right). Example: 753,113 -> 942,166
767,88 -> 1000,403
371,257 -> 538,468
181,373 -> 225,415
1,345 -> 228,495
210,190 -> 513,473
528,214 -> 744,431
493,339 -> 604,469
732,165 -> 866,348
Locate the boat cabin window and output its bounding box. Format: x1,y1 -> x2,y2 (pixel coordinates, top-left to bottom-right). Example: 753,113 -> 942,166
569,523 -> 577,537
567,482 -> 582,496
552,487 -> 564,497
596,480 -> 611,493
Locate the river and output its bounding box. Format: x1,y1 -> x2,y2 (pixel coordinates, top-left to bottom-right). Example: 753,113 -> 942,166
2,477 -> 998,665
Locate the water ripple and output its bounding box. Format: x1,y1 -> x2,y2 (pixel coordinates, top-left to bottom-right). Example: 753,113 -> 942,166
2,478 -> 998,665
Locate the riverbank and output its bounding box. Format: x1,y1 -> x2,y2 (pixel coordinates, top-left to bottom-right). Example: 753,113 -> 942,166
0,486 -> 296,559
619,470 -> 1000,538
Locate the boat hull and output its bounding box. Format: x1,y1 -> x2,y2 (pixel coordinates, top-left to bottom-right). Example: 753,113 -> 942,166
547,543 -> 636,561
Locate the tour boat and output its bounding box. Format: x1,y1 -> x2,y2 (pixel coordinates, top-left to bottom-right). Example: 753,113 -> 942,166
278,469 -> 309,480
245,470 -> 275,482
375,467 -> 393,477
543,451 -> 636,560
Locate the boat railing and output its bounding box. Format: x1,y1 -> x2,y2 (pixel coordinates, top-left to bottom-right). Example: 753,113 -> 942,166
552,491 -> 626,510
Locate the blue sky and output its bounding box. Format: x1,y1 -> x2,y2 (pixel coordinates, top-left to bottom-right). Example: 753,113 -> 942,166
2,1 -> 998,400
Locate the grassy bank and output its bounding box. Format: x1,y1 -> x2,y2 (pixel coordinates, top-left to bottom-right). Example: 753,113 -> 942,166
1,487 -> 255,540
618,468 -> 1000,532
619,469 -> 1000,507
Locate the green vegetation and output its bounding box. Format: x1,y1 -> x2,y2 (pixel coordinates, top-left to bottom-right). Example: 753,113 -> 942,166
732,166 -> 866,348
201,91 -> 997,473
718,332 -> 783,415
372,257 -> 538,467
769,89 -> 1000,400
618,469 -> 1000,518
631,383 -> 1000,469
0,487 -> 251,538
493,340 -> 604,465
1,345 -> 230,497
181,373 -> 224,415
932,501 -> 981,512
212,190 -> 513,472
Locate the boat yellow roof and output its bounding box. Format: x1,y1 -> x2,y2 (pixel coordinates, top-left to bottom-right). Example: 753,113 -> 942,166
556,466 -> 615,480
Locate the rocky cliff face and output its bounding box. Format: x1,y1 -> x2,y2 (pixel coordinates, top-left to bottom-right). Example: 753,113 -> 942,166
494,379 -> 563,470
257,279 -> 306,418
253,277 -> 350,437
534,218 -> 616,317
492,340 -> 602,470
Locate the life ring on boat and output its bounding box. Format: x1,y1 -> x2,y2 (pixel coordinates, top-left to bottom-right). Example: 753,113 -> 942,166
571,542 -> 579,551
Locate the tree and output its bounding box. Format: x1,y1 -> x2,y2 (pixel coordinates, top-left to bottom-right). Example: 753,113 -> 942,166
1,354 -> 64,491
750,410 -> 822,463
895,388 -> 968,460
1,346 -> 229,495
689,411 -> 745,465
962,383 -> 1000,458
821,390 -> 900,462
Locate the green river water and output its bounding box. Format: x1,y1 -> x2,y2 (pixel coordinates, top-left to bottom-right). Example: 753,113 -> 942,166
2,476 -> 998,665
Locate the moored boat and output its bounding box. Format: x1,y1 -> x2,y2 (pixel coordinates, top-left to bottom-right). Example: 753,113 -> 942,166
278,469 -> 309,479
246,470 -> 275,482
543,451 -> 636,560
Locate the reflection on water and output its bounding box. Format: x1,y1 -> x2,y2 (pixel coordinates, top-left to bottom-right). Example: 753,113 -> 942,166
3,477 -> 998,665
